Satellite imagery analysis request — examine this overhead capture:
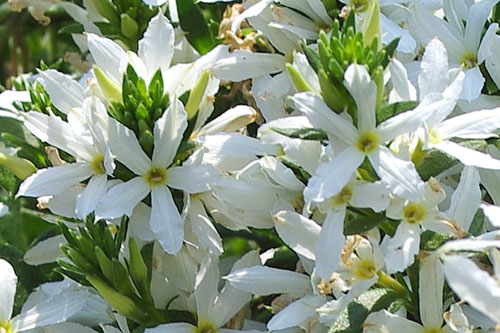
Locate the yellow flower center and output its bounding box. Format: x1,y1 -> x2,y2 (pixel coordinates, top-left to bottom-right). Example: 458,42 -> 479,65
403,202 -> 426,224
356,132 -> 379,154
196,322 -> 218,333
144,167 -> 167,187
428,129 -> 441,145
424,328 -> 443,333
0,322 -> 13,333
354,259 -> 376,280
461,52 -> 477,69
350,0 -> 369,12
332,185 -> 353,206
91,154 -> 106,175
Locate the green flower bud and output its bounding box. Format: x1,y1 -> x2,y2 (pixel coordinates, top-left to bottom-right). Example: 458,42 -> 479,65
129,238 -> 152,304
185,71 -> 210,120
120,13 -> 139,39
286,63 -> 314,93
0,152 -> 36,180
88,0 -> 120,27
94,66 -> 123,103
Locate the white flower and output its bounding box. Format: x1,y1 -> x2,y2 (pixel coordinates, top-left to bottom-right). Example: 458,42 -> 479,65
95,99 -> 218,254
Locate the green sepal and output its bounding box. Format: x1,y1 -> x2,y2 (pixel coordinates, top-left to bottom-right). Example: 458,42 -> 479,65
121,13 -> 139,39
94,66 -> 123,103
286,63 -> 314,93
129,238 -> 153,304
185,71 -> 210,120
95,246 -> 114,282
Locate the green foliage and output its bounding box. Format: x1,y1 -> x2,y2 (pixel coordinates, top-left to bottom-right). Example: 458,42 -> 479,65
272,127 -> 329,141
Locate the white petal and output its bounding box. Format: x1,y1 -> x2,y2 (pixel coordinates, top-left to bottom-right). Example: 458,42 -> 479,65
447,166 -> 480,231
435,140 -> 500,169
96,177 -> 150,219
384,222 -> 420,273
267,295 -> 326,331
419,38 -> 450,96
389,58 -> 417,102
419,255 -> 444,328
274,210 -> 321,261
188,197 -> 223,255
129,203 -> 156,241
12,291 -> 91,331
139,12 -> 175,80
350,181 -> 390,212
106,117 -> 151,175
478,23 -> 499,63
369,146 -> 424,201
481,203 -> 500,228
212,51 -> 285,82
153,98 -> 187,168
377,93 -> 444,143
364,310 -> 423,333
23,235 -> 66,266
38,70 -> 84,115
292,92 -> 358,144
460,67 -> 484,102
231,0 -> 274,32
443,255 -> 500,323
76,174 -> 108,219
315,209 -> 346,281
167,164 -> 218,194
41,322 -> 98,333
464,0 -> 500,53
18,163 -> 93,197
260,155 -> 304,192
22,111 -> 95,161
344,64 -> 377,132
145,323 -> 195,333
226,266 -> 312,296
87,33 -> 126,85
304,146 -> 364,203
194,254 -> 219,322
380,13 -> 416,54
436,108 -> 500,140
0,259 -> 17,322
150,186 -> 184,254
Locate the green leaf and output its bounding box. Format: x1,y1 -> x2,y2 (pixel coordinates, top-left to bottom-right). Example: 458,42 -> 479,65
344,210 -> 385,235
416,149 -> 458,181
469,209 -> 485,236
420,230 -> 454,251
272,127 -> 328,141
376,101 -> 419,124
0,165 -> 16,193
58,23 -> 85,34
176,0 -> 216,55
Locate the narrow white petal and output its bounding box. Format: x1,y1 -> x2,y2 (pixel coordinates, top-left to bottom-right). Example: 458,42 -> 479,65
129,203 -> 156,241
293,92 -> 358,144
464,0 -> 500,53
145,323 -> 195,333
18,163 -> 93,197
460,67 -> 484,102
22,111 -> 95,161
478,23 -> 499,63
384,222 -> 421,273
76,174 -> 108,219
150,186 -> 184,254
96,177 -> 149,219
350,181 -> 390,212
87,33 -> 126,85
267,295 -> 326,331
231,0 -> 274,32
435,140 -> 500,169
226,266 -> 312,296
447,166 -> 480,231
139,12 -> 175,80
12,291 -> 91,331
315,209 -> 346,281
419,38 -> 450,96
0,259 -> 17,322
212,51 -> 285,81
274,210 -> 321,261
38,70 -> 84,115
443,255 -> 500,323
344,64 -> 377,131
194,254 -> 219,322
153,98 -> 187,168
40,322 -> 98,333
419,255 -> 444,328
304,146 -> 364,203
481,203 -> 500,228
188,197 -> 223,255
389,58 -> 417,102
437,108 -> 500,140
377,93 -> 444,143
364,310 -> 424,333
260,155 -> 304,192
369,146 -> 424,201
23,235 -> 66,266
106,117 -> 151,175
167,164 -> 219,194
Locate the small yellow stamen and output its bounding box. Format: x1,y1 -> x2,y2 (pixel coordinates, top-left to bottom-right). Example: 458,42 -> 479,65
91,154 -> 106,175
428,129 -> 441,145
354,259 -> 376,280
403,202 -> 426,224
0,321 -> 13,333
461,51 -> 477,69
356,132 -> 379,154
144,167 -> 167,187
424,328 -> 443,333
196,322 -> 218,333
332,185 -> 353,206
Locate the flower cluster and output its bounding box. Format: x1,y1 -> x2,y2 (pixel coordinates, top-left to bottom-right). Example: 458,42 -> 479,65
1,0 -> 500,332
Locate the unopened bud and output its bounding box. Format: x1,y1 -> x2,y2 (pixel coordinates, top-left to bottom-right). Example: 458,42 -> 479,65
0,152 -> 36,179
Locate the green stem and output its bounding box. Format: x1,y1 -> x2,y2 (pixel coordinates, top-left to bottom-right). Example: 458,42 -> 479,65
377,271 -> 409,298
